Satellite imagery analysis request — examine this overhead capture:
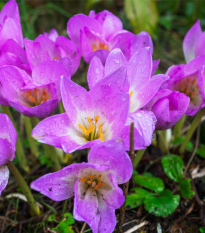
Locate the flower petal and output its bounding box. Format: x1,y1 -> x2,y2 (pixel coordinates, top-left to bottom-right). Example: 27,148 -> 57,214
31,113 -> 73,148
119,110 -> 156,150
131,31 -> 153,56
95,10 -> 123,40
0,165 -> 9,195
30,165 -> 78,201
92,66 -> 129,93
0,138 -> 12,166
88,138 -> 132,184
55,36 -> 81,76
183,20 -> 202,63
67,14 -> 103,48
104,48 -> 128,76
87,56 -> 105,89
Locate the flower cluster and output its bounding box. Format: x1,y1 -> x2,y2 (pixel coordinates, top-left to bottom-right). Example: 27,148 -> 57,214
1,0 -> 205,232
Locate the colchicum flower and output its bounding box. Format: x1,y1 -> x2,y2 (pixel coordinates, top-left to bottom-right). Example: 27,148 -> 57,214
0,113 -> 17,195
0,60 -> 69,117
144,89 -> 190,130
0,1 -> 31,73
24,32 -> 81,75
43,28 -> 59,42
87,48 -> 167,147
67,10 -> 154,64
183,20 -> 205,63
31,139 -> 132,233
162,55 -> 205,116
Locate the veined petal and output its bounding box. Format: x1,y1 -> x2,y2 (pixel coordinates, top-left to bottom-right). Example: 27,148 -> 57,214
131,31 -> 153,56
61,76 -> 93,126
119,110 -> 156,150
67,14 -> 103,48
88,138 -> 132,184
130,74 -> 169,112
128,47 -> 152,87
43,29 -> 59,42
104,48 -> 128,76
0,165 -> 9,195
0,138 -> 12,166
56,36 -> 81,76
92,66 -> 129,93
31,113 -> 75,149
30,165 -> 78,201
152,59 -> 160,76
87,56 -> 105,89
183,20 -> 202,63
95,10 -> 123,40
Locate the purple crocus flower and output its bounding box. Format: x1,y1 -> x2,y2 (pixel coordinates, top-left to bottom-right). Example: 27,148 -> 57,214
31,139 -> 132,233
162,55 -> 205,116
0,60 -> 69,117
0,113 -> 17,195
144,89 -> 190,130
0,0 -> 23,48
24,33 -> 81,75
43,29 -> 59,42
67,10 -> 154,64
183,20 -> 205,63
32,72 -> 155,151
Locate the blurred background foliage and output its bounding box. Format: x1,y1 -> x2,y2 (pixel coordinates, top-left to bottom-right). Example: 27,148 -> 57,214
1,0 -> 205,79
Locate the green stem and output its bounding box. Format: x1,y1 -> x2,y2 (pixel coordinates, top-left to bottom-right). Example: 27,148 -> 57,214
173,115 -> 186,139
59,101 -> 65,114
43,144 -> 61,171
7,161 -> 40,216
158,130 -> 168,153
24,116 -> 39,158
133,149 -> 146,169
1,106 -> 29,172
30,117 -> 39,127
179,108 -> 205,154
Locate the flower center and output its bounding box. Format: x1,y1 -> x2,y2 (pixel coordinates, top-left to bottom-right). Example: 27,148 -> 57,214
79,174 -> 104,190
174,76 -> 200,101
129,91 -> 134,103
92,42 -> 109,52
78,116 -> 104,142
22,88 -> 49,107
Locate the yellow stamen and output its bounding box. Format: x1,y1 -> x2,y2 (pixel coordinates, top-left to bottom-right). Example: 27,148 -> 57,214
100,134 -> 104,142
80,176 -> 86,182
99,43 -> 109,51
129,91 -> 134,97
185,89 -> 190,95
94,116 -> 100,123
85,124 -> 94,136
27,91 -> 36,104
98,174 -> 102,178
78,124 -> 87,135
34,88 -> 37,95
92,44 -> 97,51
94,182 -> 104,190
87,116 -> 92,125
88,175 -> 96,179
87,181 -> 92,185
191,78 -> 196,85
99,123 -> 103,135
42,90 -> 47,102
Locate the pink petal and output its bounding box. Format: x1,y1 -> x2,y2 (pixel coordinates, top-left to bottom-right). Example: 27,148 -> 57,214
88,138 -> 132,184
0,165 -> 9,195
183,20 -> 202,63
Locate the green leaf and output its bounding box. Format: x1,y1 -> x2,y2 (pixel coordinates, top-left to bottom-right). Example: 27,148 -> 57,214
124,0 -> 158,35
48,213 -> 59,223
179,179 -> 195,199
126,188 -> 152,208
133,175 -> 164,194
172,136 -> 184,145
199,226 -> 205,233
161,154 -> 183,182
144,189 -> 180,217
196,145 -> 205,158
59,213 -> 75,229
143,172 -> 153,177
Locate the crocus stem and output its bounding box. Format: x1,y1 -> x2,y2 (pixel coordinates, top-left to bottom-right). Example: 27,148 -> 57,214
118,123 -> 134,232
24,116 -> 39,158
1,106 -> 29,172
179,108 -> 205,154
133,149 -> 146,169
173,115 -> 186,139
30,117 -> 39,127
7,161 -> 40,216
59,101 -> 65,114
43,144 -> 61,171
